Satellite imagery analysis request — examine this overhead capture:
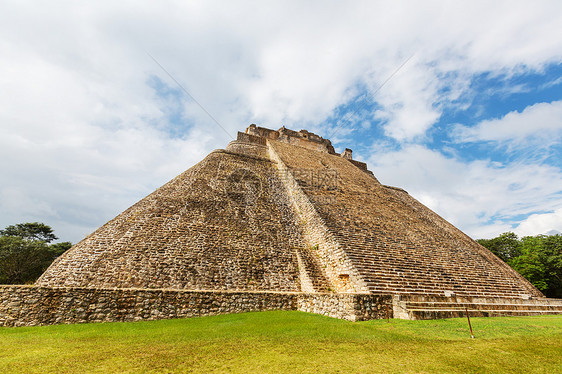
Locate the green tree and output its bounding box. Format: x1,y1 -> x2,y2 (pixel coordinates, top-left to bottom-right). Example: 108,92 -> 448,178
0,222 -> 71,284
479,232 -> 562,298
477,232 -> 522,263
0,222 -> 57,243
49,241 -> 73,256
0,236 -> 52,284
542,234 -> 562,298
511,235 -> 562,298
510,236 -> 549,292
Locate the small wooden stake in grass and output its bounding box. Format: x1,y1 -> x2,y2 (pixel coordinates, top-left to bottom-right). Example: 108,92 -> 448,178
465,307 -> 474,338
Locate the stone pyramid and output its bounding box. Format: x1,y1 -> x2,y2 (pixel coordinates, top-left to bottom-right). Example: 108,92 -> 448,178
37,125 -> 542,299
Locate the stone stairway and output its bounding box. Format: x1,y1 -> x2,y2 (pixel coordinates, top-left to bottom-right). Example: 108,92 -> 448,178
345,248 -> 534,298
393,294 -> 562,320
296,248 -> 332,293
268,141 -> 369,293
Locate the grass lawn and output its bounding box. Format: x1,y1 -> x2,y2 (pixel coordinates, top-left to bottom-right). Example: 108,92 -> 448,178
1,311 -> 561,373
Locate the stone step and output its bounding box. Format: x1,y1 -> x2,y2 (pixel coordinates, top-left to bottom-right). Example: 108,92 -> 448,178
375,289 -> 528,299
346,257 -> 518,280
363,276 -> 523,289
367,277 -> 525,289
399,294 -> 562,302
408,309 -> 562,320
365,282 -> 526,297
346,251 -> 498,266
406,302 -> 562,311
359,270 -> 521,285
394,294 -> 562,320
354,263 -> 522,281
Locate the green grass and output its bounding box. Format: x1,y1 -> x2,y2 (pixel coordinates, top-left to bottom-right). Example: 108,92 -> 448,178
1,312 -> 561,373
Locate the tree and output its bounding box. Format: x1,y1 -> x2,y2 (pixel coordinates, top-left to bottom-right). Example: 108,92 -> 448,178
476,232 -> 521,263
478,232 -> 562,298
0,222 -> 57,243
49,241 -> 73,256
511,235 -> 562,298
510,236 -> 549,292
0,236 -> 53,284
542,234 -> 562,298
0,222 -> 71,284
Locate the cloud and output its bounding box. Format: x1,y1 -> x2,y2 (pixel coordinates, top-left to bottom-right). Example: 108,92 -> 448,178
0,120 -> 214,242
540,76 -> 562,89
371,60 -> 444,141
1,1 -> 562,242
515,208 -> 562,237
368,144 -> 562,239
454,100 -> 562,145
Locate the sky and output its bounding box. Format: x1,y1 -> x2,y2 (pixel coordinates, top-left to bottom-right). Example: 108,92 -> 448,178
0,1 -> 561,243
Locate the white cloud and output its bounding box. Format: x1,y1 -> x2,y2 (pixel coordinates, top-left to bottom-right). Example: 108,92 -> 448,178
371,61 -> 444,141
454,100 -> 562,144
541,76 -> 562,89
368,145 -> 562,239
515,208 -> 562,237
0,122 -> 214,242
0,1 -> 562,241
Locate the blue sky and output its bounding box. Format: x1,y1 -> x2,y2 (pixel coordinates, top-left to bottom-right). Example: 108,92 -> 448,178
0,1 -> 561,243
331,63 -> 562,163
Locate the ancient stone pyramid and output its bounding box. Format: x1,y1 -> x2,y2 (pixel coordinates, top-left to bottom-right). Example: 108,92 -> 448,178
37,125 -> 542,299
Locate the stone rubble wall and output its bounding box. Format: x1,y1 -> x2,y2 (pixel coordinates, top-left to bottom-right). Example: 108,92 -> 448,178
298,293 -> 392,321
246,124 -> 336,154
0,286 -> 390,327
295,248 -> 331,292
225,135 -> 269,158
295,251 -> 316,293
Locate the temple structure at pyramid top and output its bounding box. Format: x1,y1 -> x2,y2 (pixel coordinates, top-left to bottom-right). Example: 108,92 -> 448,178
37,124 -> 543,303
233,124 -> 375,179
245,124 -> 337,154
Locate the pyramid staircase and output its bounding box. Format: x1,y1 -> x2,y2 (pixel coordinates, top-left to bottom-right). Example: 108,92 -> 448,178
347,249 -> 538,298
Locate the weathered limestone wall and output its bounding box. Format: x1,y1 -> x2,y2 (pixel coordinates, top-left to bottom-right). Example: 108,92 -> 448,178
0,286 -> 390,327
0,286 -> 294,327
298,293 -> 392,321
246,124 -> 336,154
225,139 -> 269,159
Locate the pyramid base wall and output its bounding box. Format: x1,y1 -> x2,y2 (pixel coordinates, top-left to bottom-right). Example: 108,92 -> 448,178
3,286 -> 559,327
0,286 -> 390,327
